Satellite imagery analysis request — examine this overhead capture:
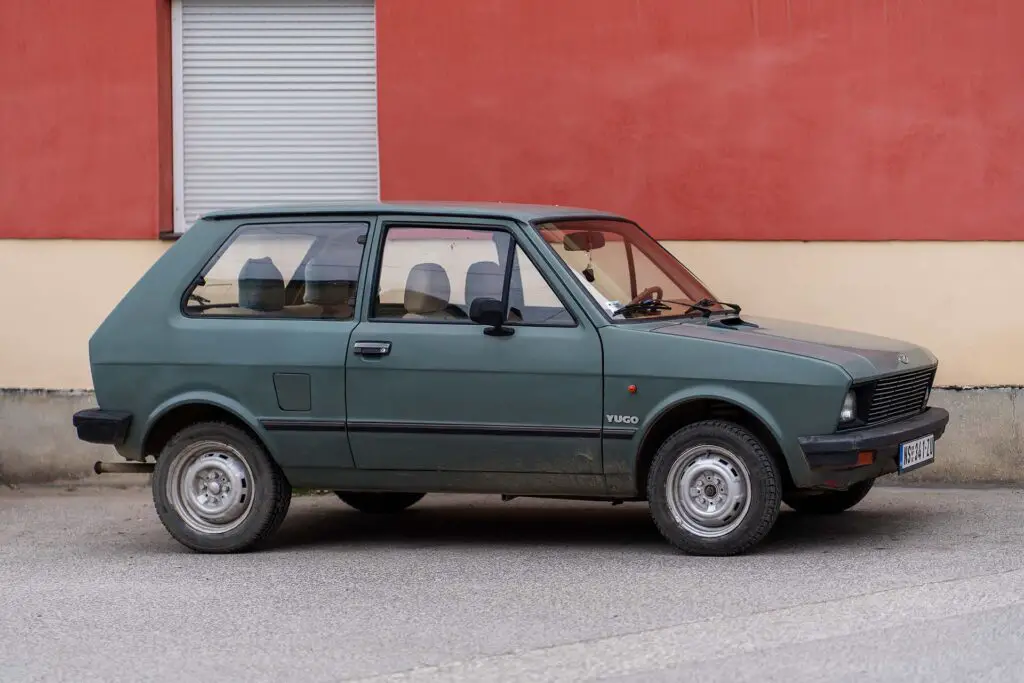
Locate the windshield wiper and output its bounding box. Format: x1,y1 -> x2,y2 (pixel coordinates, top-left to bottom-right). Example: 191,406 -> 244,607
670,298 -> 742,318
700,298 -> 741,314
612,299 -> 672,317
612,297 -> 741,319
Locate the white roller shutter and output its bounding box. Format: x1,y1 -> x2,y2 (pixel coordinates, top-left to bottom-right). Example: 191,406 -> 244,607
174,0 -> 379,231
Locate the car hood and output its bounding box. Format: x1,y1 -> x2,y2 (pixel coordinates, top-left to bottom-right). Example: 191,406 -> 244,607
649,315 -> 936,380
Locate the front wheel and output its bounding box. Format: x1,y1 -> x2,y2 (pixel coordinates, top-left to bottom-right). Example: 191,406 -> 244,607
647,420 -> 782,556
334,491 -> 425,514
783,479 -> 875,514
152,422 -> 291,553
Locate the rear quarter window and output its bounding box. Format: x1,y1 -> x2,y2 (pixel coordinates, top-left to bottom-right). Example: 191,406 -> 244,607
185,222 -> 368,320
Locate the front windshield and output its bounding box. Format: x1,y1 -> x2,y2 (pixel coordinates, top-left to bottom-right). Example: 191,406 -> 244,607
534,218 -> 725,321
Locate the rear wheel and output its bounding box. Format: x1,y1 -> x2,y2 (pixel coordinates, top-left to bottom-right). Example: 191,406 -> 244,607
152,422 -> 291,553
334,491 -> 425,514
783,479 -> 875,514
647,420 -> 782,556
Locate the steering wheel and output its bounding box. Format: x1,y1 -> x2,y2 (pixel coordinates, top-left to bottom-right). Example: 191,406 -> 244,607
630,286 -> 663,305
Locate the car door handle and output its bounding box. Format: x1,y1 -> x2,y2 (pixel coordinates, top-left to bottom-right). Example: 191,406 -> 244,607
353,341 -> 391,357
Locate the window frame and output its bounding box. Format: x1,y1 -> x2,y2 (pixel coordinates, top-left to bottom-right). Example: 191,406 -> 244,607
366,219 -> 580,328
179,219 -> 373,321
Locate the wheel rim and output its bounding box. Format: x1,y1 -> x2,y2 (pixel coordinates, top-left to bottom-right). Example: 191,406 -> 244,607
166,440 -> 255,535
665,444 -> 752,539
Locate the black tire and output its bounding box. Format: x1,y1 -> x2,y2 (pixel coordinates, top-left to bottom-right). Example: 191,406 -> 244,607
783,479 -> 875,514
647,419 -> 782,556
152,421 -> 291,553
334,491 -> 425,514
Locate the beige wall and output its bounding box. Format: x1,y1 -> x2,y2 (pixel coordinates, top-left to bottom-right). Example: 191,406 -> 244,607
667,241 -> 1024,387
0,240 -> 169,389
1,239 -> 1020,389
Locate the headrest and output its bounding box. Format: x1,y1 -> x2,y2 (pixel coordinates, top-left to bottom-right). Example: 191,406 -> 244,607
404,263 -> 451,314
238,257 -> 284,311
464,261 -> 504,308
303,243 -> 361,307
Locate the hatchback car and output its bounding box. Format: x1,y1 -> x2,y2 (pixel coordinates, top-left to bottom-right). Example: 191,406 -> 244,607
74,202 -> 949,555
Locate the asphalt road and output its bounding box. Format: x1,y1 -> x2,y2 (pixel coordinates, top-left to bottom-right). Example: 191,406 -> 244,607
1,483 -> 1022,683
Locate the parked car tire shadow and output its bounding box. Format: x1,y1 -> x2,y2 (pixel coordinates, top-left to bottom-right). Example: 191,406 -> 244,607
259,494 -> 949,555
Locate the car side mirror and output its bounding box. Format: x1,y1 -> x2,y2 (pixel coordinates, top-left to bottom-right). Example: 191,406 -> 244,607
469,297 -> 514,337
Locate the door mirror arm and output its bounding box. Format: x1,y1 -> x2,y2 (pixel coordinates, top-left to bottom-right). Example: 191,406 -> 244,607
469,297 -> 514,337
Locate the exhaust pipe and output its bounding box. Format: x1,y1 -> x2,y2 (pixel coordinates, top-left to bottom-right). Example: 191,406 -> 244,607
93,461 -> 155,475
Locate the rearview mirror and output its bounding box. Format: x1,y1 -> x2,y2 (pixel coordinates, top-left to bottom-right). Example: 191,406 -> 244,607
562,231 -> 606,251
469,297 -> 514,337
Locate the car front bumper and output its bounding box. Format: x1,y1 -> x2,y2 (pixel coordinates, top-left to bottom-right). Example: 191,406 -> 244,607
72,408 -> 133,446
797,407 -> 950,489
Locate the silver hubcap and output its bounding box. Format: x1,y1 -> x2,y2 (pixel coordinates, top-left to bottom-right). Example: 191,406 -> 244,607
665,444 -> 752,538
167,440 -> 255,535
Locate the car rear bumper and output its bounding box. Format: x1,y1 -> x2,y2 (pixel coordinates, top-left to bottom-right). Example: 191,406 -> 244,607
797,407 -> 950,488
72,408 -> 133,446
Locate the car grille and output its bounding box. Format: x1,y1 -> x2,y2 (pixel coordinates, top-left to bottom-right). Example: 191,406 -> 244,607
864,366 -> 936,426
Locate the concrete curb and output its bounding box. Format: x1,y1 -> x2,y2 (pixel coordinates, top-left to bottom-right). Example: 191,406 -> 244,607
2,387 -> 1022,487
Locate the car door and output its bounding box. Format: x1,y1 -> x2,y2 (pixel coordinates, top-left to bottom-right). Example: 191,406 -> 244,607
178,218 -> 372,474
345,216 -> 604,475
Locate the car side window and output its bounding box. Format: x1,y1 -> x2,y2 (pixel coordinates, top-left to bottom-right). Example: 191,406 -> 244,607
184,222 -> 367,320
507,246 -> 574,325
371,226 -> 572,325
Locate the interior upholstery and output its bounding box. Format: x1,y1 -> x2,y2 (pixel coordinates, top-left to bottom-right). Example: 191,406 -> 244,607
403,262 -> 452,319
464,261 -> 504,309
237,257 -> 285,312
293,233 -> 363,317
464,260 -> 526,322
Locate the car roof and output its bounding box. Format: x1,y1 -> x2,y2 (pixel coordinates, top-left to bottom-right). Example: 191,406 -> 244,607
200,200 -> 626,223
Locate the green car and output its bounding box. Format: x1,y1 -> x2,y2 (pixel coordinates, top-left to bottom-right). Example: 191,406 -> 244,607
74,202 -> 949,556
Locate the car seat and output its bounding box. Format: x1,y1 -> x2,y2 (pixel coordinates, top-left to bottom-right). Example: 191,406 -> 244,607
237,256 -> 285,313
464,261 -> 522,322
403,262 -> 455,320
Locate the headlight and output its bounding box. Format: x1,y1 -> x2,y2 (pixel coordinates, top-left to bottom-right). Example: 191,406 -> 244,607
839,390 -> 857,422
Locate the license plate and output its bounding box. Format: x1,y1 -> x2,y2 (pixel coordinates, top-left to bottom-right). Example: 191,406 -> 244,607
898,434 -> 935,473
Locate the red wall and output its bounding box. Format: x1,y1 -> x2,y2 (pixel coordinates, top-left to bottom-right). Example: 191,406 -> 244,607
3,1 -> 1022,241
377,0 -> 1024,240
0,0 -> 171,239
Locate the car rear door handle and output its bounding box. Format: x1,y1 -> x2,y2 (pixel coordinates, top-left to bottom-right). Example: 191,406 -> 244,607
353,341 -> 391,357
